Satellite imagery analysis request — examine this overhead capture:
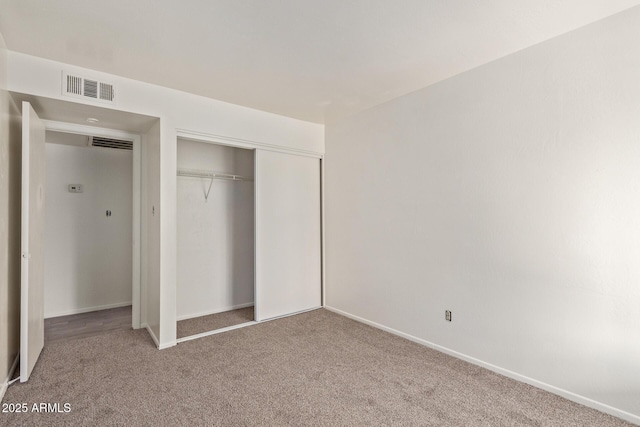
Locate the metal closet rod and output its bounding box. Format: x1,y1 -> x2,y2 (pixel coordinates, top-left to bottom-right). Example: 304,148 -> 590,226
177,168 -> 253,202
176,168 -> 253,182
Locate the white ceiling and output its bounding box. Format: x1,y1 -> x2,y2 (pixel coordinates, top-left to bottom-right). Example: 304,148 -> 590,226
1,1 -> 639,124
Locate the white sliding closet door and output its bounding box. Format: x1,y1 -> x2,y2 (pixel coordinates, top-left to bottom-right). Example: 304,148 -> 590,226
255,150 -> 321,321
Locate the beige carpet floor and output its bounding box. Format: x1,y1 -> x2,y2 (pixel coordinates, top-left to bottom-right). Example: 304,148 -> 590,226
177,307 -> 254,339
1,309 -> 632,426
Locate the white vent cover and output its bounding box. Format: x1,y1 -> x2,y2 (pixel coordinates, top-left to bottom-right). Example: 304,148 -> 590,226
62,71 -> 115,103
88,136 -> 133,150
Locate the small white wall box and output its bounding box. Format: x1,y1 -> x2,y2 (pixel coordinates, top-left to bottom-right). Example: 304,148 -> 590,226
68,184 -> 83,193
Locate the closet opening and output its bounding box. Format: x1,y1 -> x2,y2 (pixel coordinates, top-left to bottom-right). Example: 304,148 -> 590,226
176,138 -> 255,340
43,129 -> 135,343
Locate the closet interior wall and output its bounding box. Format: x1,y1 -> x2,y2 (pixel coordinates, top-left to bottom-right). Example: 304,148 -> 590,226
176,138 -> 254,322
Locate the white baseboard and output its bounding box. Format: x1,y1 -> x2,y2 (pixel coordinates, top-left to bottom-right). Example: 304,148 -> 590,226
45,301 -> 132,319
0,353 -> 20,403
142,323 -> 176,350
324,306 -> 640,426
143,323 -> 159,348
176,302 -> 254,321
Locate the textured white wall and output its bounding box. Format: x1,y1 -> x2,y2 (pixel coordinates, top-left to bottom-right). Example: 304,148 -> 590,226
325,7 -> 640,422
43,142 -> 132,318
176,140 -> 254,319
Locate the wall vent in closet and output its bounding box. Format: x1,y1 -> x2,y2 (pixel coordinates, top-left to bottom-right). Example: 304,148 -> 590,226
62,71 -> 116,103
88,136 -> 133,151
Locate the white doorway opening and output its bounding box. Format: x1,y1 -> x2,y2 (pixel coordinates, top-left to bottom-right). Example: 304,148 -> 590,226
43,120 -> 142,329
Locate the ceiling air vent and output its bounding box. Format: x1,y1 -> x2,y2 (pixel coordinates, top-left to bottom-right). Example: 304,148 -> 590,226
100,82 -> 114,101
89,136 -> 133,151
83,79 -> 98,98
62,71 -> 115,103
66,74 -> 82,95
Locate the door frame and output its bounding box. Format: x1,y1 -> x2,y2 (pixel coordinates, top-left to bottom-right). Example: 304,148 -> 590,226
42,120 -> 143,329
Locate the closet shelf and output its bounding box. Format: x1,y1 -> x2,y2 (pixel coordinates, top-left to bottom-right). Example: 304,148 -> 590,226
177,168 -> 253,182
177,168 -> 252,202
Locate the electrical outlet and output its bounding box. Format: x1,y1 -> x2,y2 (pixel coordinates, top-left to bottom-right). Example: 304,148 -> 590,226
445,310 -> 452,322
